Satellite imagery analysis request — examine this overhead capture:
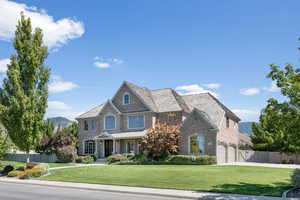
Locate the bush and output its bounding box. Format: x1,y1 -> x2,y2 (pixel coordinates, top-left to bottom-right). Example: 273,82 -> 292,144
107,154 -> 127,164
91,155 -> 97,162
291,169 -> 300,188
56,145 -> 77,163
7,170 -> 20,177
82,156 -> 95,164
19,168 -> 45,179
2,165 -> 14,175
166,155 -> 216,165
75,156 -> 83,163
15,166 -> 25,171
26,162 -> 39,169
34,163 -> 49,173
123,153 -> 135,160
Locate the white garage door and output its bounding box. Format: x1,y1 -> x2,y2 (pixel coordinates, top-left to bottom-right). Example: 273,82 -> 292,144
228,146 -> 236,163
217,144 -> 227,164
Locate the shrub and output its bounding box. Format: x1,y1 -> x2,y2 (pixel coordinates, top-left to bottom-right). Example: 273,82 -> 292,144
91,155 -> 97,162
291,169 -> 300,188
15,166 -> 25,171
166,155 -> 216,165
123,153 -> 135,160
133,155 -> 149,163
82,156 -> 95,164
7,170 -> 20,177
34,163 -> 49,174
19,168 -> 45,179
56,145 -> 77,163
26,162 -> 39,169
141,122 -> 181,160
107,154 -> 126,164
75,156 -> 83,163
2,165 -> 14,175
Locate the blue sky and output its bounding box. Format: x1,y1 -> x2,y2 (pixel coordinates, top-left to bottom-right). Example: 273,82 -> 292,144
0,0 -> 299,121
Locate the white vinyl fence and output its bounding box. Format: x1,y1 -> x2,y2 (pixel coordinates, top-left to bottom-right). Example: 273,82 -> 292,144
239,150 -> 300,164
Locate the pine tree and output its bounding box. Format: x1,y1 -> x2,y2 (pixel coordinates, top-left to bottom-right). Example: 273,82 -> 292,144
0,13 -> 50,162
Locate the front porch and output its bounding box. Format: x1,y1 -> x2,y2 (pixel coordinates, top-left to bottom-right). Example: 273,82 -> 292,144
83,130 -> 147,158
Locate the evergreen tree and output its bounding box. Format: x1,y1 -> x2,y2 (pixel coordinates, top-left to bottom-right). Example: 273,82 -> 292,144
0,13 -> 50,162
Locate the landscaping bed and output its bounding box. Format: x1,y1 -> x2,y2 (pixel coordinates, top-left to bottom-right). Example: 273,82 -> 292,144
38,165 -> 292,197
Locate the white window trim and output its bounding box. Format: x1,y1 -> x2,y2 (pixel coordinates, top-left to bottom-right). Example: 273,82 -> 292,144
104,114 -> 117,130
123,93 -> 131,105
188,133 -> 205,155
91,119 -> 97,132
82,139 -> 97,155
83,120 -> 89,131
127,115 -> 145,129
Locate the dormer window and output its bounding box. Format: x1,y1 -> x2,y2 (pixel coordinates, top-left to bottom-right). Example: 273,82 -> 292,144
123,93 -> 130,105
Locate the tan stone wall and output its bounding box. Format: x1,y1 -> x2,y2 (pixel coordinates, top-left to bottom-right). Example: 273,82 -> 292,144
112,84 -> 149,113
180,112 -> 217,156
217,116 -> 240,146
156,111 -> 183,125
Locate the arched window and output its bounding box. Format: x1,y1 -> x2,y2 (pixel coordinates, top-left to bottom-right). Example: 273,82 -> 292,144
105,115 -> 116,130
84,140 -> 95,155
123,93 -> 130,105
189,134 -> 205,155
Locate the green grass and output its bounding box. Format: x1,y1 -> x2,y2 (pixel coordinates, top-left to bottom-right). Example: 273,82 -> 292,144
39,165 -> 293,197
0,161 -> 73,168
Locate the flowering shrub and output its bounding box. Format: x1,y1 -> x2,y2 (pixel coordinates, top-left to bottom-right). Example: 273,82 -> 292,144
141,122 -> 181,160
19,168 -> 45,179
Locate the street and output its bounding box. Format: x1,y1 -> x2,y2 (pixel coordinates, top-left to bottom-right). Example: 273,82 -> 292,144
0,182 -> 187,200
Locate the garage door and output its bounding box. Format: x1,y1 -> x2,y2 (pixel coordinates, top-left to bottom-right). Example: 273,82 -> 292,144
217,144 -> 227,164
228,146 -> 236,163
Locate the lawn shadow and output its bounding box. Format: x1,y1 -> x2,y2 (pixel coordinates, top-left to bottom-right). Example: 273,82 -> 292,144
195,182 -> 291,199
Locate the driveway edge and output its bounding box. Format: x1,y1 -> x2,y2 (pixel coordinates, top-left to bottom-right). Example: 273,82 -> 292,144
0,178 -> 281,200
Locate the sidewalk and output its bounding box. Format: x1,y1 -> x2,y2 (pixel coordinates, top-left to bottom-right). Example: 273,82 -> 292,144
49,163 -> 105,170
0,177 -> 281,200
219,162 -> 300,169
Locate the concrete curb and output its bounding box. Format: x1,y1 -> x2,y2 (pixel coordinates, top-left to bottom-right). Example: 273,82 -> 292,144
0,178 -> 281,200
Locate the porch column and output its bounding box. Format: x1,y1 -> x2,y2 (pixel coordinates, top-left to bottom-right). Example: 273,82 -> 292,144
113,139 -> 116,154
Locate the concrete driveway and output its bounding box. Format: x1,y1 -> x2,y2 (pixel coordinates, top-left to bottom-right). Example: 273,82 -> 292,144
219,162 -> 300,169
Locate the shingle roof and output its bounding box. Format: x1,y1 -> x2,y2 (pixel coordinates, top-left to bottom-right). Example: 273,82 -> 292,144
151,89 -> 183,112
76,82 -> 240,124
182,93 -> 240,126
94,129 -> 147,139
76,104 -> 104,119
125,81 -> 158,112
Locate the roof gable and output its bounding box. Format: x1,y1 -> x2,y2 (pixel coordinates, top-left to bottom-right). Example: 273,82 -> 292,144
76,104 -> 104,119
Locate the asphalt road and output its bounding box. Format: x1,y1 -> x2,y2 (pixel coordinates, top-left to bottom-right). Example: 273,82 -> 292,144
0,182 -> 187,200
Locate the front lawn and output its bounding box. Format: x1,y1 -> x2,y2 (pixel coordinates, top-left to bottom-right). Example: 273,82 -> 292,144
0,161 -> 73,168
39,165 -> 292,197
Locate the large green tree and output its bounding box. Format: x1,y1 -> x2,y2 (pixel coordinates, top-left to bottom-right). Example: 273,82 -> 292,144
252,40 -> 300,154
0,13 -> 50,162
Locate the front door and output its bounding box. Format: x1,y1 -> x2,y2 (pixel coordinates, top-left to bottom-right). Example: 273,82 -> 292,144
104,140 -> 113,157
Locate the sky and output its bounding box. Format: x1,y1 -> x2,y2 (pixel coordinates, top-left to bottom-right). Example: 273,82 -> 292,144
0,0 -> 299,122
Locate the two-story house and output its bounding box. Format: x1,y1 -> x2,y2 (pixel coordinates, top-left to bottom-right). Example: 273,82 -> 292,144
76,81 -> 242,163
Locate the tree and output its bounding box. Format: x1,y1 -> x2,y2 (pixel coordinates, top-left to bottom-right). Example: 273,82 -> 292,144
0,13 -> 50,162
252,40 -> 300,154
141,122 -> 181,160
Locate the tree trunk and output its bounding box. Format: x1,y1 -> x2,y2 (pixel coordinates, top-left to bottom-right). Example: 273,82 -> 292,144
26,152 -> 30,163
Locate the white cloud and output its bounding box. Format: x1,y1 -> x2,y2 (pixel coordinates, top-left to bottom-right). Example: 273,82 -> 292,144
94,61 -> 110,68
93,57 -> 124,69
175,84 -> 218,98
240,88 -> 260,96
0,0 -> 84,49
48,101 -> 71,110
49,75 -> 78,93
47,100 -> 80,120
263,82 -> 280,92
202,83 -> 220,89
0,58 -> 10,73
232,109 -> 260,122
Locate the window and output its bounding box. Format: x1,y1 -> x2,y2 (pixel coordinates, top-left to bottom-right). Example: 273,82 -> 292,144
84,120 -> 88,131
123,93 -> 130,105
84,140 -> 95,155
226,117 -> 230,128
190,135 -> 205,154
91,120 -> 97,131
105,115 -> 116,130
128,116 -> 144,129
126,141 -> 134,153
